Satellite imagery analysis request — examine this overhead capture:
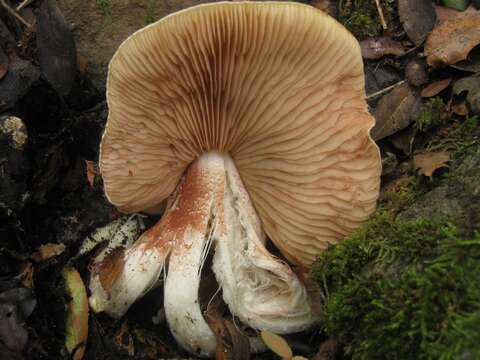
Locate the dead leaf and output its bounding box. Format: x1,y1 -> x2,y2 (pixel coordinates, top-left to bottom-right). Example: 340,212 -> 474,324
313,337 -> 339,360
371,83 -> 422,141
451,46 -> 480,73
0,288 -> 36,354
0,46 -> 8,79
260,330 -> 293,359
360,37 -> 408,59
63,267 -> 88,360
451,101 -> 469,116
31,243 -> 65,262
18,262 -> 34,289
85,160 -> 98,187
204,293 -> 250,360
425,11 -> 480,67
36,0 -> 76,96
399,0 -> 436,45
453,75 -> 480,115
414,151 -> 450,177
421,78 -> 452,97
292,357 -> 309,360
390,126 -> 417,155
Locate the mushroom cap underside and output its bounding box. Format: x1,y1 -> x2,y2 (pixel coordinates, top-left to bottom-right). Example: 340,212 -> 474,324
100,1 -> 381,266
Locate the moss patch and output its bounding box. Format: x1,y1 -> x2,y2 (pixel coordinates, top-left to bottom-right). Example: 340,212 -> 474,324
416,97 -> 446,133
338,0 -> 397,39
312,212 -> 480,359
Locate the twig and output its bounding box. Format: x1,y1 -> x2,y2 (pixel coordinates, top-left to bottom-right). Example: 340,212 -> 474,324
16,0 -> 34,12
0,0 -> 32,27
366,80 -> 406,100
374,0 -> 388,30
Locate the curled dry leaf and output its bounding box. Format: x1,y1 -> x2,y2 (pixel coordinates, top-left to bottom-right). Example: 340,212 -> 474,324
63,267 -> 88,360
31,243 -> 66,262
371,83 -> 422,141
413,151 -> 450,177
425,10 -> 480,67
421,78 -> 452,97
260,330 -> 293,359
360,37 -> 408,59
399,0 -> 436,45
85,160 -> 99,187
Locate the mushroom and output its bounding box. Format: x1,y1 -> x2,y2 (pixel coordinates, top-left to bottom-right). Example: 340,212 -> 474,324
89,2 -> 381,357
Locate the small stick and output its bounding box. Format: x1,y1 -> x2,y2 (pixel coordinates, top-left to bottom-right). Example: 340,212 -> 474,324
366,80 -> 406,100
0,0 -> 32,27
374,0 -> 388,30
16,0 -> 34,12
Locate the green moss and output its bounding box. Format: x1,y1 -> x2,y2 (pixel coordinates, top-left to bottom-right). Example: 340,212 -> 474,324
416,97 -> 447,133
379,177 -> 424,214
312,213 -> 480,359
145,0 -> 156,24
338,0 -> 397,39
96,0 -> 110,17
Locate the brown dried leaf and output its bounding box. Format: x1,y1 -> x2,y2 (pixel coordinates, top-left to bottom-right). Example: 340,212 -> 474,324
260,330 -> 293,359
313,337 -> 339,360
421,78 -> 452,97
371,83 -> 422,141
451,101 -> 468,116
31,243 -> 65,262
85,160 -> 98,187
204,295 -> 250,360
399,0 -> 436,45
36,0 -> 76,96
360,37 -> 408,59
413,151 -> 450,177
0,46 -> 8,79
426,11 -> 480,67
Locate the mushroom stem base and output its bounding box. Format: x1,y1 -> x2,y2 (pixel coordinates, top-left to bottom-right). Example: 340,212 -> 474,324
164,152 -> 319,356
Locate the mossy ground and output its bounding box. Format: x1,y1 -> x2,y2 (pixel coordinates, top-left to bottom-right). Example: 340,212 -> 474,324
338,0 -> 397,39
312,212 -> 480,359
312,113 -> 480,359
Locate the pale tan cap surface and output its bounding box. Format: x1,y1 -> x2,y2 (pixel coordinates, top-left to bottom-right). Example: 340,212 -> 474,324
100,1 -> 381,266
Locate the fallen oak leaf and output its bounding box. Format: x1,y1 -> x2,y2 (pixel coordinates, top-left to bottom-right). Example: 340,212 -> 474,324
413,151 -> 450,177
421,78 -> 452,97
260,330 -> 292,359
425,10 -> 480,67
360,37 -> 408,59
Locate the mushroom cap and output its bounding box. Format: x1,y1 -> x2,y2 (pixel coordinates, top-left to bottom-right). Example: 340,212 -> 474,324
100,1 -> 381,266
